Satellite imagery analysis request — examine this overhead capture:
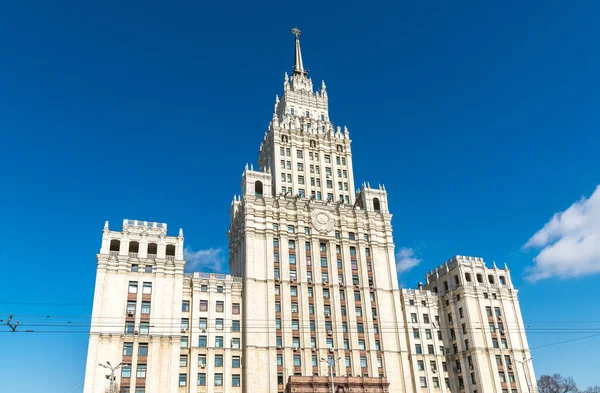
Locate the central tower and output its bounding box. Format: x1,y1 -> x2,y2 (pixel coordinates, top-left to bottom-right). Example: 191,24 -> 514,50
228,29 -> 405,393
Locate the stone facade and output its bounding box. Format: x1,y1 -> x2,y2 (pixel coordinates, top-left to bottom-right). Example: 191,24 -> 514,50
82,30 -> 537,393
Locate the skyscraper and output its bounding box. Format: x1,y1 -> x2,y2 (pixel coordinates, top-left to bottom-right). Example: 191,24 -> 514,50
83,30 -> 536,393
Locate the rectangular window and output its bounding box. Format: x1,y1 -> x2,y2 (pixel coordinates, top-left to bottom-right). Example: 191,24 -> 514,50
121,364 -> 131,378
182,300 -> 189,312
181,318 -> 189,330
232,320 -> 240,332
142,282 -> 152,294
216,301 -> 224,312
198,373 -> 206,386
139,322 -> 149,335
415,344 -> 422,354
215,354 -> 223,367
128,281 -> 138,293
423,314 -> 430,323
215,373 -> 223,386
198,354 -> 206,367
200,300 -> 208,311
127,301 -> 136,312
411,313 -> 418,323
232,302 -> 240,314
293,354 -> 301,366
180,336 -> 188,348
136,364 -> 147,379
138,343 -> 148,356
232,374 -> 241,387
123,342 -> 133,356
215,336 -> 224,348
232,338 -> 240,349
215,318 -> 223,330
199,335 -> 207,348
180,355 -> 188,367
360,356 -> 368,368
292,320 -> 299,331
199,318 -> 207,329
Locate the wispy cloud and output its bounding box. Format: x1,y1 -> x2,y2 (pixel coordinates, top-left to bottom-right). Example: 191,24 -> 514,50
183,246 -> 227,273
524,185 -> 600,281
395,247 -> 422,274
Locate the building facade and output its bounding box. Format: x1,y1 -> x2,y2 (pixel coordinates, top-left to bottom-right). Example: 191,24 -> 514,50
83,31 -> 537,393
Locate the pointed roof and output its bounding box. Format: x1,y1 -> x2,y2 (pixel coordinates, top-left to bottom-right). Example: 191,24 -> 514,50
291,27 -> 307,76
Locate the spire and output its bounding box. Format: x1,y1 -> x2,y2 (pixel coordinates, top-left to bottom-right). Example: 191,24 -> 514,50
291,27 -> 307,76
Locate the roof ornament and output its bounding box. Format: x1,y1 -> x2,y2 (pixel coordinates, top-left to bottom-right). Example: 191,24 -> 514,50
292,27 -> 307,76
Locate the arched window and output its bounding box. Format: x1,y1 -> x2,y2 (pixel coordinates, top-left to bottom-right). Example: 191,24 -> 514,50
109,239 -> 120,252
166,244 -> 176,256
129,241 -> 139,253
488,275 -> 495,284
373,198 -> 381,212
147,243 -> 158,256
255,181 -> 263,197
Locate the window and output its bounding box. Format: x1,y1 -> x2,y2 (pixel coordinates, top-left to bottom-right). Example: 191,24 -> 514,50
215,354 -> 223,367
360,356 -> 368,368
428,344 -> 434,354
142,282 -> 152,294
356,307 -> 362,317
504,355 -> 512,366
508,372 -> 515,383
417,360 -> 424,371
180,355 -> 188,367
349,232 -> 356,240
501,338 -> 508,349
292,320 -> 299,331
459,308 -> 464,318
217,286 -> 223,293
294,354 -> 301,366
415,344 -> 422,354
216,318 -> 223,330
131,264 -> 138,272
232,374 -> 241,387
215,373 -> 223,386
216,336 -> 224,348
420,377 -> 427,388
126,301 -> 136,313
499,372 -> 506,383
492,338 -> 499,348
123,342 -> 133,356
124,321 -> 135,334
232,338 -> 240,349
288,225 -> 295,233
200,300 -> 208,311
199,318 -> 208,330
128,281 -> 138,293
359,339 -> 366,350
291,302 -> 298,313
413,329 -> 420,339
277,354 -> 283,366
138,343 -> 148,356
423,314 -> 430,324
136,364 -> 147,378
411,313 -> 418,323
232,320 -> 240,332
496,355 -> 502,365
139,322 -> 149,335
182,301 -> 189,312
201,284 -> 207,292
433,377 -> 440,388
216,301 -> 224,312
495,307 -> 502,317
198,373 -> 206,386
199,335 -> 207,348
121,364 -> 131,378
180,319 -> 189,331
425,329 -> 432,339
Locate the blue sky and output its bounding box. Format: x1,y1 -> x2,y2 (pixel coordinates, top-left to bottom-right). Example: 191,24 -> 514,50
1,0 -> 599,391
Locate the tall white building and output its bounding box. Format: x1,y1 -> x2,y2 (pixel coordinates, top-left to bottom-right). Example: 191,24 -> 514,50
83,30 -> 536,393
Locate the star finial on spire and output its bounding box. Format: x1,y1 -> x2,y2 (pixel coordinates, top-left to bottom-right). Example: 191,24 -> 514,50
291,27 -> 307,75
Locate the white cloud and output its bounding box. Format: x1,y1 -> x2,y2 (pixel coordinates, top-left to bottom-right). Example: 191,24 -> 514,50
183,247 -> 227,273
524,185 -> 600,281
395,247 -> 422,274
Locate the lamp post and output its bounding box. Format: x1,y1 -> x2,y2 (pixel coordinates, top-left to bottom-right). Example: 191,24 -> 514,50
320,356 -> 341,393
514,357 -> 533,393
98,361 -> 123,393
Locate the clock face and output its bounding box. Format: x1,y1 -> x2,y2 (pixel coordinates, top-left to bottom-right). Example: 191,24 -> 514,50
311,210 -> 334,234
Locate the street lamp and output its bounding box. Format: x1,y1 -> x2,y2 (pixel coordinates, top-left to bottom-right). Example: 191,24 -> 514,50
320,356 -> 341,393
98,361 -> 123,393
514,357 -> 533,393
